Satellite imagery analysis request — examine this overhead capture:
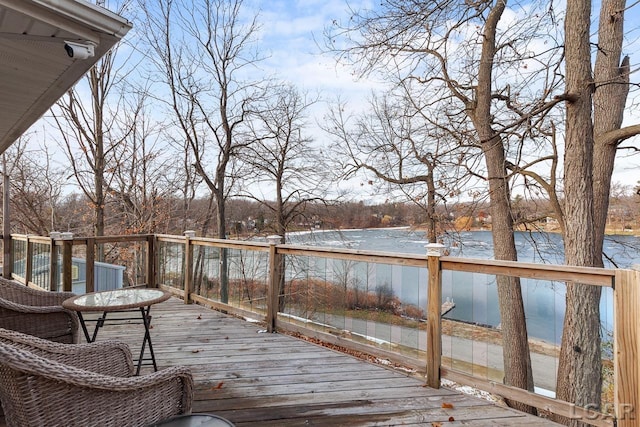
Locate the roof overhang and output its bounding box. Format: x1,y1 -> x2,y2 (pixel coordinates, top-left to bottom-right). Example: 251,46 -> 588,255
0,0 -> 132,154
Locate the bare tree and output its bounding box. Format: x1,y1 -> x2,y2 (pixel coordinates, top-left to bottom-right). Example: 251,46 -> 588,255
106,88 -> 180,234
240,84 -> 325,311
242,84 -> 325,240
323,89 -> 475,243
139,0 -> 268,301
325,0 -> 567,412
2,137 -> 64,235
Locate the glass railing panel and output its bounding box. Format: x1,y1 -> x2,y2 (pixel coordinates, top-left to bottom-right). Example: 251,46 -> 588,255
94,241 -> 147,289
442,269 -> 614,408
157,241 -> 185,290
191,245 -> 219,298
226,247 -> 269,313
192,245 -> 270,315
11,239 -> 27,280
441,270 -> 499,379
30,242 -> 52,290
599,286 -> 614,414
281,254 -> 428,358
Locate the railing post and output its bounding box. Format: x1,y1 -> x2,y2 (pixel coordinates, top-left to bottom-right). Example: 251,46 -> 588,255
61,232 -> 73,293
426,243 -> 446,389
614,266 -> 640,426
25,235 -> 33,286
2,166 -> 11,278
86,238 -> 95,293
2,233 -> 11,278
146,234 -> 156,288
266,235 -> 282,333
183,231 -> 195,304
49,232 -> 60,291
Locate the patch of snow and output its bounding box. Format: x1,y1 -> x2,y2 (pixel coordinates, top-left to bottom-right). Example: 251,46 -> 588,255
350,331 -> 391,346
278,312 -> 395,347
441,379 -> 501,403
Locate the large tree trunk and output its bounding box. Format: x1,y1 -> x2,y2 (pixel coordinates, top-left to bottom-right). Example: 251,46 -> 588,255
472,0 -> 535,413
555,0 -> 600,424
217,185 -> 228,303
592,0 -> 628,263
482,133 -> 535,412
556,2 -> 629,425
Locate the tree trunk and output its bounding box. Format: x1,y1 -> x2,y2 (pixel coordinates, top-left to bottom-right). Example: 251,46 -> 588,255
555,0 -> 599,424
275,177 -> 287,311
556,2 -> 629,425
592,0 -> 628,263
471,0 -> 535,413
482,133 -> 535,412
426,163 -> 437,243
216,186 -> 228,303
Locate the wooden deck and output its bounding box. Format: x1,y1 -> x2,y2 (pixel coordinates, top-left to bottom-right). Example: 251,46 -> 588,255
2,296 -> 562,426
102,297 -> 561,426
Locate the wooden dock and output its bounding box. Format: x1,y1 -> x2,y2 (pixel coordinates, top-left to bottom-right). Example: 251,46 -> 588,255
1,297 -> 561,426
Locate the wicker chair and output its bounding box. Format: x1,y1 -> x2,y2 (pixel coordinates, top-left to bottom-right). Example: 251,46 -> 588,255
0,335 -> 193,427
0,277 -> 79,343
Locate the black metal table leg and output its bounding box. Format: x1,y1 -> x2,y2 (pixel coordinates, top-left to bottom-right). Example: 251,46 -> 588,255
78,311 -> 108,343
77,311 -> 91,343
91,312 -> 107,342
137,305 -> 158,375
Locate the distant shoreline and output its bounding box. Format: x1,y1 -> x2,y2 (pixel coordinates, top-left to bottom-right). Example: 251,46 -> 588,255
410,224 -> 640,237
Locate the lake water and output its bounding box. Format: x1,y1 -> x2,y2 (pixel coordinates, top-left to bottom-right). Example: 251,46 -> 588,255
286,228 -> 640,344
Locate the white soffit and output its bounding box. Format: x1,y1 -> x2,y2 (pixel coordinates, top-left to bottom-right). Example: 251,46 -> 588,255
0,0 -> 132,154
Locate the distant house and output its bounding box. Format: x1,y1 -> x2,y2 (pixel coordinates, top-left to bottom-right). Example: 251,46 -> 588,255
476,211 -> 491,225
12,254 -> 125,294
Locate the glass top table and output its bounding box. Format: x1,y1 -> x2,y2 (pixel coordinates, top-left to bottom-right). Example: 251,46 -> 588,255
63,288 -> 171,375
63,288 -> 170,312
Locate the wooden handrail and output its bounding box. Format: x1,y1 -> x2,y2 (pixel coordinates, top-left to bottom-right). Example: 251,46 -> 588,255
442,257 -> 615,287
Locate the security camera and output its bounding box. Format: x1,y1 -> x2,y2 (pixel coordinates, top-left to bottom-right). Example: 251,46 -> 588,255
64,41 -> 95,60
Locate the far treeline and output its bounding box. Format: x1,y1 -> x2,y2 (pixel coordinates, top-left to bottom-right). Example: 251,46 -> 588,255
3,190 -> 639,239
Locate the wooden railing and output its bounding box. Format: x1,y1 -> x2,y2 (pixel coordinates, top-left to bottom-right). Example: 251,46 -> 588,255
4,232 -> 638,427
6,233 -> 155,292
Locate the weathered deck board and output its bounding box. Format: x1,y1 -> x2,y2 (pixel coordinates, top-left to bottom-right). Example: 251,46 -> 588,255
1,297 -> 561,426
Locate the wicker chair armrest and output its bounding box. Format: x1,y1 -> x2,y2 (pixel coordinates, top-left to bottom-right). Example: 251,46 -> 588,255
0,297 -> 73,314
0,328 -> 133,376
19,289 -> 74,306
55,365 -> 192,395
0,298 -> 80,343
0,277 -> 74,305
